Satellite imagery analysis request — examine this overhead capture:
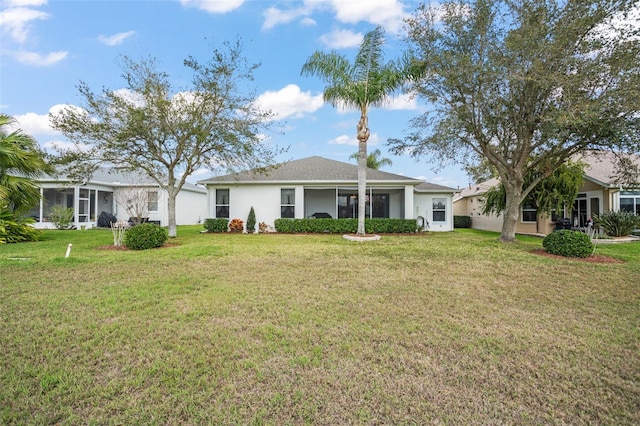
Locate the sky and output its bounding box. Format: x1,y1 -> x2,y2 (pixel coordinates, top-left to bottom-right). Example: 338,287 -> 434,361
2,0 -> 466,188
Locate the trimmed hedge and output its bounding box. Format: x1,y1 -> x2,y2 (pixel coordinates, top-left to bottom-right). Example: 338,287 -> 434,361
542,230 -> 594,258
454,215 -> 472,228
274,218 -> 418,234
124,223 -> 168,250
203,218 -> 228,233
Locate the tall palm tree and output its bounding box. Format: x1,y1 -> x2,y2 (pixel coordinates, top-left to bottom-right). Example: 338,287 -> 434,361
0,114 -> 50,213
349,148 -> 393,170
301,26 -> 406,236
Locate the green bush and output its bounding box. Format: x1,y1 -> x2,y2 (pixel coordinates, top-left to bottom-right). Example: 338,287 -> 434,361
203,218 -> 228,233
454,215 -> 472,228
124,223 -> 168,250
49,205 -> 74,229
593,210 -> 640,237
246,207 -> 256,234
542,230 -> 594,258
0,209 -> 41,243
274,218 -> 418,234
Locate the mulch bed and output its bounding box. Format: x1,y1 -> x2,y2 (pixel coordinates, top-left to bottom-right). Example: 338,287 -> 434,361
530,248 -> 624,264
96,243 -> 179,251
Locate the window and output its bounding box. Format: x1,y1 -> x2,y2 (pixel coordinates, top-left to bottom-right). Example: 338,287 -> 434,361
521,201 -> 536,222
620,190 -> 640,215
216,189 -> 229,218
432,198 -> 446,222
147,191 -> 159,212
281,188 -> 295,218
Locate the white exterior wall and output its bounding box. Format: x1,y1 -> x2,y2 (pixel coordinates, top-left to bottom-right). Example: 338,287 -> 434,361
175,189 -> 208,225
403,185 -> 414,219
114,186 -> 207,226
223,185 -> 284,229
414,193 -> 454,232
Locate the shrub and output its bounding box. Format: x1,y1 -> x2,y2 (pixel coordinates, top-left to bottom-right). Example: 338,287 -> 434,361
0,209 -> 41,243
246,207 -> 256,234
49,205 -> 74,229
228,218 -> 244,233
204,218 -> 228,233
123,223 -> 168,250
542,230 -> 594,258
593,210 -> 640,237
454,215 -> 472,228
274,218 -> 418,234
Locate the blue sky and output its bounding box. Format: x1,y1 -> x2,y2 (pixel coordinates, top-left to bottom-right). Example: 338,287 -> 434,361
1,0 -> 472,188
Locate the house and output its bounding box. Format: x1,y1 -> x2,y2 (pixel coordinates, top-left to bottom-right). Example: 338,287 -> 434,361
453,151 -> 640,235
197,156 -> 456,232
29,167 -> 208,229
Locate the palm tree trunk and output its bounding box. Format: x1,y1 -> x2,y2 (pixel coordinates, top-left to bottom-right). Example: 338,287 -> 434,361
356,114 -> 370,236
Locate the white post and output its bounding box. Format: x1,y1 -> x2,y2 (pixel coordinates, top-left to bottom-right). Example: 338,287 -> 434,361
65,243 -> 72,258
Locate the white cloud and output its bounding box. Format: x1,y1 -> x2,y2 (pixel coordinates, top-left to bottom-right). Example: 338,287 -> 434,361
300,17 -> 316,26
255,84 -> 324,119
113,88 -> 146,107
12,104 -> 81,136
328,132 -> 379,146
9,49 -> 67,66
590,3 -> 640,42
0,5 -> 49,43
98,30 -> 135,46
4,1 -> 47,6
262,0 -> 407,34
179,0 -> 244,14
319,29 -> 363,49
262,5 -> 308,30
384,93 -> 418,110
328,134 -> 355,145
329,0 -> 407,34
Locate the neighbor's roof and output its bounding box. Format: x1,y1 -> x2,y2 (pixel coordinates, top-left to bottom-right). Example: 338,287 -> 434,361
37,167 -> 206,193
454,177 -> 500,200
574,150 -> 640,187
198,156 -> 426,185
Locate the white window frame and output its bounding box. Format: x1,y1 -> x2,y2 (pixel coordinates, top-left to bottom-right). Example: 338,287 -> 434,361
432,198 -> 446,223
147,190 -> 159,212
521,202 -> 536,223
216,189 -> 230,218
281,188 -> 295,218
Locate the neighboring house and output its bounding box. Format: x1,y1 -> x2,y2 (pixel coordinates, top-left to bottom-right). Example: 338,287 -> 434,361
454,151 -> 640,235
197,156 -> 456,232
29,167 -> 207,229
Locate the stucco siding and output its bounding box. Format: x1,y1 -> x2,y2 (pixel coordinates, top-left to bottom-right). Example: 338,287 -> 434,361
414,193 -> 453,232
175,190 -> 208,225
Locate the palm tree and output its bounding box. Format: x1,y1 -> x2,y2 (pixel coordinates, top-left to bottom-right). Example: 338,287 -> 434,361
301,26 -> 406,236
0,114 -> 50,213
349,148 -> 393,170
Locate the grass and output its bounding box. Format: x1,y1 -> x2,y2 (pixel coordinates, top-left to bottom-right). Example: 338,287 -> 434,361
1,227 -> 638,424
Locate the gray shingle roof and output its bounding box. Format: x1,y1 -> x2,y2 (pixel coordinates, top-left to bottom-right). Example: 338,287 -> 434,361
38,167 -> 206,193
415,181 -> 457,192
198,156 -> 425,185
575,150 -> 640,186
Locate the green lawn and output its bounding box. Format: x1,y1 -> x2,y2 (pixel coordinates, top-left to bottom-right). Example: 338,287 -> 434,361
1,227 -> 638,424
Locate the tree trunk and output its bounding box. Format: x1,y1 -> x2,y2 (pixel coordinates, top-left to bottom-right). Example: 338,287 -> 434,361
356,114 -> 370,236
167,187 -> 178,238
500,182 -> 523,242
